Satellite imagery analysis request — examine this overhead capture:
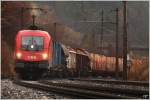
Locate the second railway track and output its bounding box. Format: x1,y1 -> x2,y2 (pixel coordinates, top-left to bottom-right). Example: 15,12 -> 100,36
70,78 -> 149,87
13,79 -> 149,99
40,80 -> 149,98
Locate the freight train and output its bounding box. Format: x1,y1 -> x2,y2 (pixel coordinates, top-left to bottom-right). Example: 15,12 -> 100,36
15,28 -> 124,79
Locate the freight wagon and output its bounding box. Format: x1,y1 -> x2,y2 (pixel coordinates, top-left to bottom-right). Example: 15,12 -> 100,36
67,48 -> 91,77
50,43 -> 91,78
50,41 -> 68,78
89,53 -> 123,77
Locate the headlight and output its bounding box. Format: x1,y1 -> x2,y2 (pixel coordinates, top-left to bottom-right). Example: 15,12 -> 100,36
42,53 -> 48,59
31,45 -> 34,49
16,52 -> 22,58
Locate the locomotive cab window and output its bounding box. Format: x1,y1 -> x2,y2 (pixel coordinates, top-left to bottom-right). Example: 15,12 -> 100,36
21,36 -> 44,51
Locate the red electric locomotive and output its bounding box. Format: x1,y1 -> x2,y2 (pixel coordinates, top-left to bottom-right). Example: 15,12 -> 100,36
15,29 -> 53,79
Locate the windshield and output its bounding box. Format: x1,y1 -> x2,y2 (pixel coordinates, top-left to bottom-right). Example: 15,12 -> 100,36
21,36 -> 44,51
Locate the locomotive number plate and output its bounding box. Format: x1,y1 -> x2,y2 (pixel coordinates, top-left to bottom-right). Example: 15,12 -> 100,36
28,56 -> 36,60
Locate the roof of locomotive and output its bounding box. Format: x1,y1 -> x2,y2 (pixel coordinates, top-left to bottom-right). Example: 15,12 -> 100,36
16,30 -> 50,37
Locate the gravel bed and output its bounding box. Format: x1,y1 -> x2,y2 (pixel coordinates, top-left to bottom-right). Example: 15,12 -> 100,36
1,79 -> 70,99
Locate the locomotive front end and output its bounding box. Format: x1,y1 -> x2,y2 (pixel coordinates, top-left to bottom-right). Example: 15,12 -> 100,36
15,30 -> 52,79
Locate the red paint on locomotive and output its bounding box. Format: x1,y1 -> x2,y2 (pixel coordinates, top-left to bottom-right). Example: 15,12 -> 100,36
15,30 -> 52,62
14,30 -> 53,79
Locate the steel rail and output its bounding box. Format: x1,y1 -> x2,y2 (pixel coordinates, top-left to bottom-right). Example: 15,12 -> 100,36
40,80 -> 148,98
70,78 -> 149,87
13,80 -> 136,99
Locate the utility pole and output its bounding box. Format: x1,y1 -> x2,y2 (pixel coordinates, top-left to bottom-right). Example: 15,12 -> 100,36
54,22 -> 57,41
21,7 -> 24,28
123,1 -> 128,80
52,22 -> 57,67
100,9 -> 104,54
81,1 -> 86,21
115,8 -> 119,79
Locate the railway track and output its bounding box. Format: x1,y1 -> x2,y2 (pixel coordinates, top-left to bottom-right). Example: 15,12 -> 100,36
13,79 -> 148,99
69,78 -> 149,87
40,80 -> 149,99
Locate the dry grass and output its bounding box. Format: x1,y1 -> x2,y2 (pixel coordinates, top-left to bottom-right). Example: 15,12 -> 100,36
128,57 -> 149,81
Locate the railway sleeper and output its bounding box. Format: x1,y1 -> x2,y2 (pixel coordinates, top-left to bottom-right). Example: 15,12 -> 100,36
14,80 -> 136,99
40,80 -> 148,98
